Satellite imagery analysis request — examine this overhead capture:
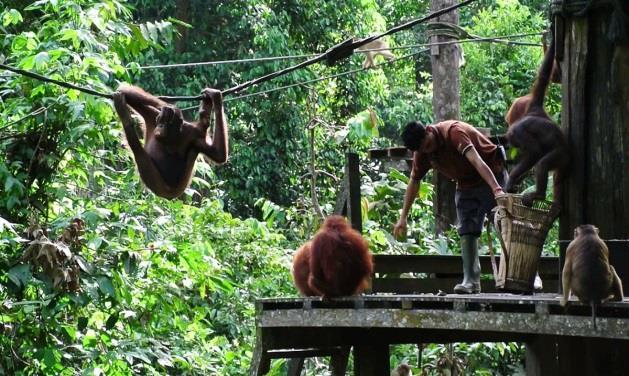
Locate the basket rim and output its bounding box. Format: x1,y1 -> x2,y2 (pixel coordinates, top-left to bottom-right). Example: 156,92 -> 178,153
495,192 -> 554,207
494,193 -> 559,227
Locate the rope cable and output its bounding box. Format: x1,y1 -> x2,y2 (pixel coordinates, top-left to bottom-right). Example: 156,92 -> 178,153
178,47 -> 431,111
189,34 -> 542,107
228,49 -> 428,100
139,53 -> 320,69
1,1 -> 551,104
0,107 -> 46,132
362,0 -> 476,43
379,33 -> 543,52
138,31 -> 542,71
159,0 -> 477,102
0,31 -> 539,105
0,63 -> 112,99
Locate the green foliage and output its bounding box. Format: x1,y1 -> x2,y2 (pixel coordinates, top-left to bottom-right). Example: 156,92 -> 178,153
371,341 -> 526,375
417,342 -> 524,375
360,167 -> 461,256
460,0 -> 560,132
129,0 -> 399,215
0,0 -> 171,222
1,0 -> 558,374
339,108 -> 381,149
1,197 -> 293,375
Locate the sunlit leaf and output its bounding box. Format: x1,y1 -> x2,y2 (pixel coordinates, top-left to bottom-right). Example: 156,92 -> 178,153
157,356 -> 174,367
0,217 -> 17,234
389,169 -> 408,183
2,9 -> 23,26
34,51 -> 49,68
58,29 -> 79,49
63,325 -> 77,341
18,55 -> 36,70
11,35 -> 28,51
129,350 -> 151,364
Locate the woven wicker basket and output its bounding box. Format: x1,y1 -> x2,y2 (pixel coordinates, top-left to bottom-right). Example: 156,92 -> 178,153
494,194 -> 559,293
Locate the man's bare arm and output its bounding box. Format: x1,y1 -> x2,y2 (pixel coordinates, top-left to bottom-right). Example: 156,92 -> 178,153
464,146 -> 504,196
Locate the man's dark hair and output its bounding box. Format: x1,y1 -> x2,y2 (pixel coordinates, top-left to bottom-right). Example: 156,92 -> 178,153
401,121 -> 426,151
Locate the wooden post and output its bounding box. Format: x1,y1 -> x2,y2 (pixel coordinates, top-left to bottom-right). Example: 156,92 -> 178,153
346,153 -> 362,232
429,0 -> 461,234
525,336 -> 558,375
330,347 -> 351,376
556,337 -> 629,376
559,1 -> 629,241
333,153 -> 362,232
249,326 -> 271,376
353,344 -> 389,376
558,15 -> 588,241
554,1 -> 629,373
558,0 -> 629,295
175,0 -> 190,53
286,358 -> 304,376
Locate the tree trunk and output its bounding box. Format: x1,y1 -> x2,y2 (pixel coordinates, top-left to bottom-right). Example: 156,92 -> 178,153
429,0 -> 461,234
557,10 -> 629,371
175,0 -> 190,54
559,2 -> 629,241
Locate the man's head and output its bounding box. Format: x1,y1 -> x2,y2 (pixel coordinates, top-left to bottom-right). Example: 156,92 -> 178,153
402,120 -> 433,152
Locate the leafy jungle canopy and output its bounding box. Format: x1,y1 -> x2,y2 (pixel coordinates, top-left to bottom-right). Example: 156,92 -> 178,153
0,0 -> 557,374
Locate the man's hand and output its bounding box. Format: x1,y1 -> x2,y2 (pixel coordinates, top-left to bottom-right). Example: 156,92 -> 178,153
493,187 -> 505,197
393,218 -> 408,240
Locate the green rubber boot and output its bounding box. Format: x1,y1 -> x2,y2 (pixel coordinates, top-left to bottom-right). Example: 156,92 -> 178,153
453,235 -> 481,294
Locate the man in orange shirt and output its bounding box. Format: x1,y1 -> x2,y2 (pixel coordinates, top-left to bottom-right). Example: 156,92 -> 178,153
393,120 -> 506,294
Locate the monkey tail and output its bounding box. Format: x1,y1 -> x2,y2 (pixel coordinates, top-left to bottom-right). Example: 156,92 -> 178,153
591,300 -> 598,331
528,34 -> 556,111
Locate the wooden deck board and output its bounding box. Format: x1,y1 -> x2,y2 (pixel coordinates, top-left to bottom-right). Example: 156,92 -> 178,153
256,294 -> 629,340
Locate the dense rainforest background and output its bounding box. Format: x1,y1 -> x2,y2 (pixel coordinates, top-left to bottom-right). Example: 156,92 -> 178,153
0,0 -> 560,374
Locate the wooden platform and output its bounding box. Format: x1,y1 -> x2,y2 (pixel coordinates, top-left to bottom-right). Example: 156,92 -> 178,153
251,252 -> 629,375
256,294 -> 629,341
251,294 -> 629,375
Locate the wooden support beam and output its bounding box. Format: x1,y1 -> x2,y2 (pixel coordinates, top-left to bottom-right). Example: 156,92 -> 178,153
346,152 -> 362,232
559,0 -> 629,240
257,295 -> 629,341
330,346 -> 351,376
557,337 -> 629,376
353,343 -> 389,376
373,255 -> 559,276
525,336 -> 558,376
249,340 -> 270,375
372,277 -> 558,295
286,358 -> 304,376
275,347 -> 350,376
334,152 -> 361,232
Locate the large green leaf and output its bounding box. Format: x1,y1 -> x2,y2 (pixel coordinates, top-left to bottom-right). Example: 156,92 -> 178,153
8,264 -> 32,288
96,276 -> 115,298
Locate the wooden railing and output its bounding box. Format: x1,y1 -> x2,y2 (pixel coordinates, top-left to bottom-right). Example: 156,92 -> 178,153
371,254 -> 560,294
